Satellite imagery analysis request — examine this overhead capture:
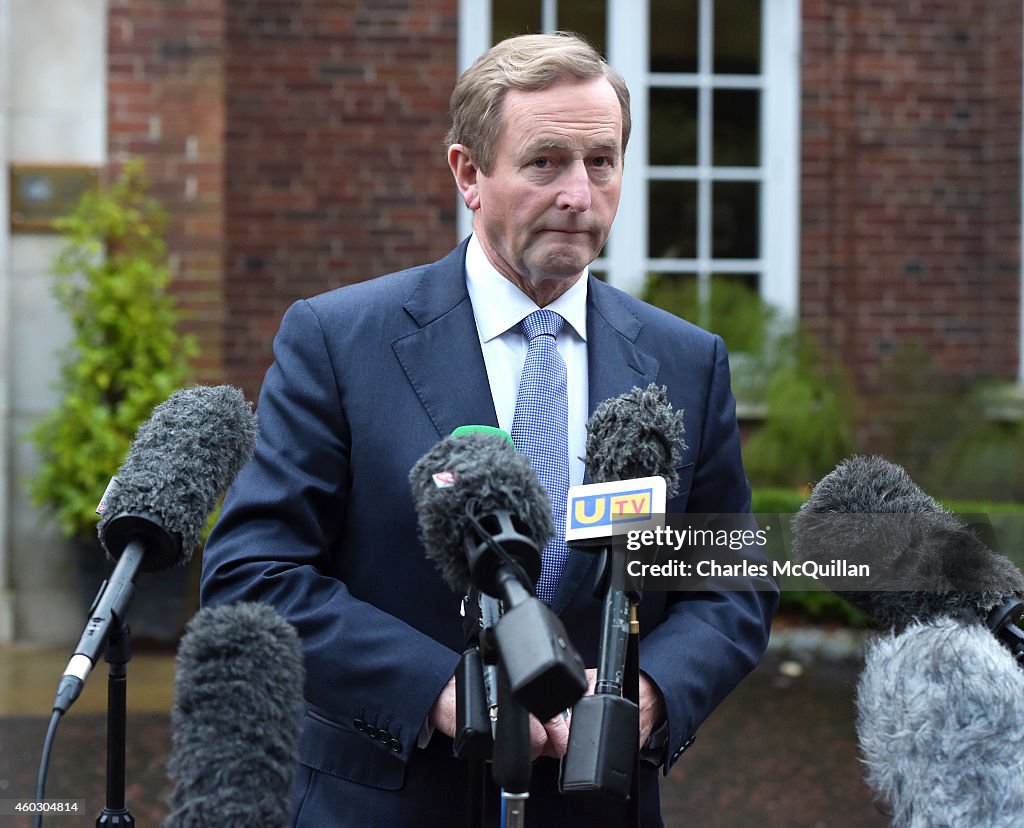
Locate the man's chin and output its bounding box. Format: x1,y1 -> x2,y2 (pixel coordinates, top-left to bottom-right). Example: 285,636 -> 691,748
531,250 -> 595,281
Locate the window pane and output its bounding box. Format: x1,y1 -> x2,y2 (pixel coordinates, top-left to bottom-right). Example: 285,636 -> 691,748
713,0 -> 761,74
558,0 -> 606,57
492,0 -> 541,41
650,0 -> 699,73
649,180 -> 697,258
712,181 -> 759,258
713,89 -> 760,167
650,88 -> 698,166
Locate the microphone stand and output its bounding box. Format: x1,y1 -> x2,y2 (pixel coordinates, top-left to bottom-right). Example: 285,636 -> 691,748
98,619 -> 134,826
560,540 -> 639,803
460,503 -> 588,824
491,656 -> 531,828
454,590 -> 498,828
624,600 -> 641,828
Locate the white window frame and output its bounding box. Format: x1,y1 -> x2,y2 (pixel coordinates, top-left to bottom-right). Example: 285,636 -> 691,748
457,0 -> 801,318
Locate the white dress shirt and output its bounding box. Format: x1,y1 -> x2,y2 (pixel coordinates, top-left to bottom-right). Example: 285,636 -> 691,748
464,234 -> 589,489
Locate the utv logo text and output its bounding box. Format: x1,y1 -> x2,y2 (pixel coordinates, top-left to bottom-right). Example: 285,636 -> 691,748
564,476 -> 667,543
570,489 -> 655,529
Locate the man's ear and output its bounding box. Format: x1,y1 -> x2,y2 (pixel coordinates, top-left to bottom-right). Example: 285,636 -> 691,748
448,144 -> 481,211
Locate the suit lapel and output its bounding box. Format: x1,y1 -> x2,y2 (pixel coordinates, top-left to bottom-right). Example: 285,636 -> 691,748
552,278 -> 661,613
392,243 -> 499,439
585,278 -> 661,408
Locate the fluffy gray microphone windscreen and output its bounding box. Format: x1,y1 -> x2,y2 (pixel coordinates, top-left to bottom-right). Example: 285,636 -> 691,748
584,383 -> 686,495
857,617 -> 1024,828
790,455 -> 1024,629
97,385 -> 257,566
409,430 -> 553,594
164,602 -> 305,828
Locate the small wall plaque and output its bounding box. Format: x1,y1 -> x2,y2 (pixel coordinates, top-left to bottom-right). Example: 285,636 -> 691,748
9,164 -> 99,232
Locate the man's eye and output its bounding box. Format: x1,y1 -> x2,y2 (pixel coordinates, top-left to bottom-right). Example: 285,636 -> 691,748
591,156 -> 612,168
532,158 -> 551,168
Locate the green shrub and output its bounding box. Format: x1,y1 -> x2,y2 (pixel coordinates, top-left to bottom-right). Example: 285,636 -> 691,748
642,274 -> 858,489
871,345 -> 1024,503
742,346 -> 858,490
27,161 -> 197,540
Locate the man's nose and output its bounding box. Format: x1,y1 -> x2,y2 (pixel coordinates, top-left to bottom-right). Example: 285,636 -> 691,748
556,160 -> 592,213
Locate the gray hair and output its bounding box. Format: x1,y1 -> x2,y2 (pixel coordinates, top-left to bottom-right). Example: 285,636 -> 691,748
446,32 -> 631,175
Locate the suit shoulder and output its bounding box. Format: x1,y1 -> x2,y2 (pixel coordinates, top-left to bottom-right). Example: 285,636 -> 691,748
305,262 -> 430,313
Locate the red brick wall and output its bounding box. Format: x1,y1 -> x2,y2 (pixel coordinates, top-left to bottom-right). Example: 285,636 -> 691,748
108,0 -> 227,383
108,0 -> 458,398
108,2 -> 1021,409
223,0 -> 459,397
801,1 -> 1021,407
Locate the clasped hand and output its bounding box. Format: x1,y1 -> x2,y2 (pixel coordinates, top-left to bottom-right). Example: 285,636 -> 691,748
429,668 -> 665,760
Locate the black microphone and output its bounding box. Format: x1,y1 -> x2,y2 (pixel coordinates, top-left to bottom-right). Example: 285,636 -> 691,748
790,455 -> 1024,632
410,429 -> 552,598
164,602 -> 305,828
409,429 -> 587,722
562,384 -> 684,801
856,616 -> 1024,827
54,385 -> 258,713
582,383 -> 685,688
411,429 -> 586,828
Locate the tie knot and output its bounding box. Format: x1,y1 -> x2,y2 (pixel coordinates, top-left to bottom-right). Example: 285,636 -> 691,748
519,309 -> 565,342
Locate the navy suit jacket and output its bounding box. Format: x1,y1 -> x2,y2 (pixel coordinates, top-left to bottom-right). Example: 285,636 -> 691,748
201,241 -> 778,826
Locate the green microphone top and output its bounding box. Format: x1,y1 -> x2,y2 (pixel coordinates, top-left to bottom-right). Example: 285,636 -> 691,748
451,424 -> 514,446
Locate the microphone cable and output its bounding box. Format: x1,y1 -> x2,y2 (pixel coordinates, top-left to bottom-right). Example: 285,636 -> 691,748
31,710 -> 62,828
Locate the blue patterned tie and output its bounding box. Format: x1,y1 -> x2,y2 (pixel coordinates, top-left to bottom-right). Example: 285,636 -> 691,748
511,310 -> 569,603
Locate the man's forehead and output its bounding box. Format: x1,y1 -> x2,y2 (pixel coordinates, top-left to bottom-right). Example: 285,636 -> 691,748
500,79 -> 622,147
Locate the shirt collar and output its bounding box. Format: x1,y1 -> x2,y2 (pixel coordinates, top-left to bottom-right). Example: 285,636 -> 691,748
465,234 -> 589,343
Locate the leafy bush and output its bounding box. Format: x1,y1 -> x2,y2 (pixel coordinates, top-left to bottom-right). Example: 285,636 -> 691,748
27,161 -> 197,540
870,345 -> 1024,503
642,274 -> 858,489
742,345 -> 858,490
921,383 -> 1024,503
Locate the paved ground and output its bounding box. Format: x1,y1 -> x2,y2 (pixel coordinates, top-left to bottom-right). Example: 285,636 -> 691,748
0,628 -> 887,827
662,651 -> 888,827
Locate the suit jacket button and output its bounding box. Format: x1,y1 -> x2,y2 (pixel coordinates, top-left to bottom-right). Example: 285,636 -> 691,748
388,738 -> 402,752
674,735 -> 696,761
354,718 -> 367,732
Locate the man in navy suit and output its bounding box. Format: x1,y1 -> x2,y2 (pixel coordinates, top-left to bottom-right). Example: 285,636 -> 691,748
201,32 -> 777,827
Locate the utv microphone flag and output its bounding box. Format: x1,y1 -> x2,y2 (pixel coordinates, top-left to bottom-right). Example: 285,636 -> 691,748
564,476 -> 667,543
